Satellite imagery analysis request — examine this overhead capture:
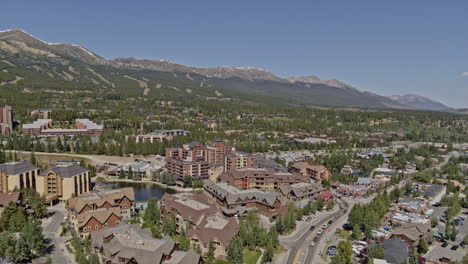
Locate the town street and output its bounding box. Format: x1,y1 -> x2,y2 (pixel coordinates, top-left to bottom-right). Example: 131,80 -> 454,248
41,204 -> 74,264
278,196 -> 350,264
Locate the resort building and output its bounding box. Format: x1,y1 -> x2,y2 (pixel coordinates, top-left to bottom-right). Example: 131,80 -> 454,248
36,163 -> 91,202
218,168 -> 309,190
166,159 -> 209,180
289,162 -> 330,180
203,181 -> 283,217
224,152 -> 255,172
90,224 -> 200,264
0,161 -> 40,193
159,192 -> 238,258
277,182 -> 325,203
205,139 -> 232,164
159,192 -> 218,233
114,161 -> 162,179
68,187 -> 135,221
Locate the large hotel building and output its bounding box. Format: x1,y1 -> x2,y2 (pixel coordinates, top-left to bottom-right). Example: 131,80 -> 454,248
0,161 -> 91,203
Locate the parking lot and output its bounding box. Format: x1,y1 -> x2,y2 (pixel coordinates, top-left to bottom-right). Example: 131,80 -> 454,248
424,208 -> 467,263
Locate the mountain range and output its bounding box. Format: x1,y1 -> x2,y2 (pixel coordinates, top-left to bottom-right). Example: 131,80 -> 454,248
0,28 -> 455,111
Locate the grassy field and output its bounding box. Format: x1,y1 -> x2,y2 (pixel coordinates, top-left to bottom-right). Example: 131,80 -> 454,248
243,248 -> 261,264
213,260 -> 230,264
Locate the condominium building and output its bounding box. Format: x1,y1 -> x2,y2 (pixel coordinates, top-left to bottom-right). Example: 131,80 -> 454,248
0,106 -> 13,136
224,151 -> 255,172
166,159 -> 209,180
68,187 -> 135,221
159,192 -> 237,258
218,168 -> 310,190
165,142 -> 205,161
203,181 -> 283,217
0,161 -> 40,193
290,161 -> 330,180
205,139 -> 232,164
90,224 -> 200,264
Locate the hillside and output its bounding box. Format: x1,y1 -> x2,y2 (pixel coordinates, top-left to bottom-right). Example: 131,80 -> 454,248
0,28 -> 452,110
388,94 -> 451,111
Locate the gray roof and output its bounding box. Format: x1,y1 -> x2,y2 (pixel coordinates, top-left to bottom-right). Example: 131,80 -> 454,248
278,182 -> 324,198
40,163 -> 88,177
90,224 -> 195,264
163,249 -> 200,264
0,161 -> 37,175
203,180 -> 278,206
254,156 -> 288,172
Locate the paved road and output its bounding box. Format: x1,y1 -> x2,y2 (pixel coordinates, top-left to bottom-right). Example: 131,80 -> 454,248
302,198 -> 350,264
42,205 -> 73,264
282,197 -> 350,264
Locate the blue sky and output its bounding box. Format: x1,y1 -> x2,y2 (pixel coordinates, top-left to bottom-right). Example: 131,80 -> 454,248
1,0 -> 467,107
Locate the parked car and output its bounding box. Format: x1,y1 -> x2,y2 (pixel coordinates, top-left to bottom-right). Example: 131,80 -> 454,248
313,237 -> 319,242
310,225 -> 315,231
322,224 -> 328,229
310,242 -> 315,247
441,242 -> 448,248
328,220 -> 333,224
317,229 -> 323,235
450,245 -> 459,250
306,217 -> 312,222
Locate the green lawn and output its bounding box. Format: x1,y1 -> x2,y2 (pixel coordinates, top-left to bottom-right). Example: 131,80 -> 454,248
243,248 -> 261,264
213,260 -> 230,264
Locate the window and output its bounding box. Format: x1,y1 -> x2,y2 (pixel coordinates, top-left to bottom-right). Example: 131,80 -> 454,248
95,225 -> 99,230
104,223 -> 108,228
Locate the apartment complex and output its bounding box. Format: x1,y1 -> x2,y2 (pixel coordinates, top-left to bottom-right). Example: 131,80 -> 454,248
290,161 -> 330,180
0,105 -> 13,136
205,139 -> 232,164
90,224 -> 200,264
159,192 -> 238,258
22,118 -> 103,137
218,168 -> 309,190
224,152 -> 255,172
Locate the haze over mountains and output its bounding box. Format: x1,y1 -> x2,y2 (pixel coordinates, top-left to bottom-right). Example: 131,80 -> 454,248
0,29 -> 457,112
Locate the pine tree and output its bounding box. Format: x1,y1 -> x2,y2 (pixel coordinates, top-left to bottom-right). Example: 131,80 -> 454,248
14,237 -> 31,263
227,236 -> 244,264
30,151 -> 36,165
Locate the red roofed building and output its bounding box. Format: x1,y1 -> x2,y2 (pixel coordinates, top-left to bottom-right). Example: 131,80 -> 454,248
319,190 -> 334,204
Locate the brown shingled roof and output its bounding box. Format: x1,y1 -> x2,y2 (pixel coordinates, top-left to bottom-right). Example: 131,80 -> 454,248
160,192 -> 217,225
186,215 -> 238,248
0,192 -> 21,207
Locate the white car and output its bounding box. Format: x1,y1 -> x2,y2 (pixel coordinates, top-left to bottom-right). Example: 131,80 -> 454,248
310,242 -> 315,247
322,224 -> 328,229
313,214 -> 317,218
317,229 -> 323,235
